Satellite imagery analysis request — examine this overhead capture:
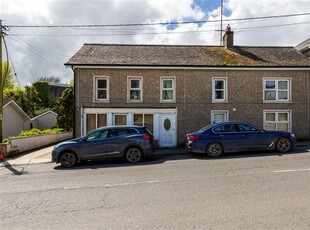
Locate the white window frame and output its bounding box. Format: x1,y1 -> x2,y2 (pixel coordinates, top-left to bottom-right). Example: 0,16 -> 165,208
127,76 -> 143,102
93,76 -> 109,102
263,110 -> 292,132
212,78 -> 227,103
263,78 -> 291,103
211,110 -> 229,123
113,114 -> 127,125
160,77 -> 176,103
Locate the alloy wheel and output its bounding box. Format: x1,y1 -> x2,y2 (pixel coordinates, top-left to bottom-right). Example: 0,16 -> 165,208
125,147 -> 142,163
207,142 -> 223,157
60,152 -> 77,168
276,137 -> 292,153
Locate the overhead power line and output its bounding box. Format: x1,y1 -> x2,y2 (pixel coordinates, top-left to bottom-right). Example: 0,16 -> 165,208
5,12 -> 310,28
7,21 -> 310,37
7,36 -> 71,74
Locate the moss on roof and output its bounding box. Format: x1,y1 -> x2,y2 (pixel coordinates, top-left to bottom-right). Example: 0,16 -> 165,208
207,47 -> 261,66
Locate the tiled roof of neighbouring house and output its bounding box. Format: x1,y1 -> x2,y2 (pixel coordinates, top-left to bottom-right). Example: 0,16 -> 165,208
65,44 -> 310,67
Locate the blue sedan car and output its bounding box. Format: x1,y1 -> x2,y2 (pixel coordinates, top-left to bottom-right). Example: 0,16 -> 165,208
186,122 -> 296,157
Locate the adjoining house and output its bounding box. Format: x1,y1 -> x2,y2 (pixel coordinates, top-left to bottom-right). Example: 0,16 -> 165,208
3,100 -> 58,139
65,29 -> 310,147
3,100 -> 31,138
295,38 -> 310,57
49,83 -> 71,106
31,110 -> 58,130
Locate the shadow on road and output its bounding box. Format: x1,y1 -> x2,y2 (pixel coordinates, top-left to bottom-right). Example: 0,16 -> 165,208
53,153 -> 195,170
53,146 -> 309,170
0,159 -> 25,175
192,146 -> 309,160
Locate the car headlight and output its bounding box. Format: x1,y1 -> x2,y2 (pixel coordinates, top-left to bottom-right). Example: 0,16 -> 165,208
290,133 -> 295,138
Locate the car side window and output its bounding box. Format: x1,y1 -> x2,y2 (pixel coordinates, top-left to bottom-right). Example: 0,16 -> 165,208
107,129 -> 118,138
118,129 -> 129,136
213,124 -> 238,133
238,124 -> 258,132
87,130 -> 108,141
127,128 -> 139,134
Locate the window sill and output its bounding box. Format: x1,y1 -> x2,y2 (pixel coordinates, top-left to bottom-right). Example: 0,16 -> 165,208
212,101 -> 228,103
263,101 -> 292,103
160,100 -> 176,103
126,100 -> 144,103
92,100 -> 110,103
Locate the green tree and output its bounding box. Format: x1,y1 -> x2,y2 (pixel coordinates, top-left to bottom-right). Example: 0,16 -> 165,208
36,75 -> 61,83
4,86 -> 24,105
69,78 -> 74,87
4,85 -> 39,117
22,85 -> 39,117
53,87 -> 73,131
32,81 -> 51,107
2,61 -> 16,89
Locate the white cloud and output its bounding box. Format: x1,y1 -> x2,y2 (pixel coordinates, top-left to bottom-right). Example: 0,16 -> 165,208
147,0 -> 205,21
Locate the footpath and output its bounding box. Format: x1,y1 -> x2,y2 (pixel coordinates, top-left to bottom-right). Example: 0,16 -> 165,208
1,141 -> 310,167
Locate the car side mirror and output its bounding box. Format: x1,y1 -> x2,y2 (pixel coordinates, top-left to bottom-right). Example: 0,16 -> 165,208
81,136 -> 88,142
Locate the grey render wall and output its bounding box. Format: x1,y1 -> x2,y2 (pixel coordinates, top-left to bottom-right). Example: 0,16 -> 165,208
74,68 -> 310,144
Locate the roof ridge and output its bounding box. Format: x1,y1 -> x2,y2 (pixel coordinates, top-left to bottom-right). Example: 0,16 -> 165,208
83,43 -> 295,49
83,43 -> 223,48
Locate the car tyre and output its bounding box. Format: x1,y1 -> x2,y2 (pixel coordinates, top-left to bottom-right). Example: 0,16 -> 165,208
125,147 -> 143,163
59,151 -> 77,168
276,137 -> 292,153
206,142 -> 223,158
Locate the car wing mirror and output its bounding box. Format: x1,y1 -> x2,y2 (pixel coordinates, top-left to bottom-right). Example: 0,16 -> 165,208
81,136 -> 88,142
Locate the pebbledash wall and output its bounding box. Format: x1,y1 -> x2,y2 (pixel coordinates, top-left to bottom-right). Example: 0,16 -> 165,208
74,67 -> 310,146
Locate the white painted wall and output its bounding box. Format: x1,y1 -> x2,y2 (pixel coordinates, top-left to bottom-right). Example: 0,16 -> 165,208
3,104 -> 31,138
32,112 -> 57,130
7,132 -> 73,154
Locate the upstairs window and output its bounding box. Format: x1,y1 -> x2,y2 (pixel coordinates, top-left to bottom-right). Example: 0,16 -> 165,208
94,76 -> 109,101
128,77 -> 142,102
212,78 -> 227,102
161,77 -> 175,102
264,79 -> 290,102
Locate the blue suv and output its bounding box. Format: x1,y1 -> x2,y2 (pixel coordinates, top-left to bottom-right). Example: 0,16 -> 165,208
52,126 -> 155,167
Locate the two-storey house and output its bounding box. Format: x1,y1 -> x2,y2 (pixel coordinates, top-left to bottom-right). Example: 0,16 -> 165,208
65,30 -> 310,147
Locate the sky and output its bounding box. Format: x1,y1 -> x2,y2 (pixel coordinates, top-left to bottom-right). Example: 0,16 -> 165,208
1,0 -> 310,87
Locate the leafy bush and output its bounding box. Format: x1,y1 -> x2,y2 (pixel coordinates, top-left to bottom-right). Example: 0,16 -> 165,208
2,128 -> 64,143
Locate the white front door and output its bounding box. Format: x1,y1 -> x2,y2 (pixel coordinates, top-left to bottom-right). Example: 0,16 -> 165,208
159,114 -> 176,147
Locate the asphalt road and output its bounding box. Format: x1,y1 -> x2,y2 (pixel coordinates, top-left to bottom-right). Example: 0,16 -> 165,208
1,148 -> 310,229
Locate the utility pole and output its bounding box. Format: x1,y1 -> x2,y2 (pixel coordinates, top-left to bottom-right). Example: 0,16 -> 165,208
220,0 -> 223,45
0,19 -> 3,143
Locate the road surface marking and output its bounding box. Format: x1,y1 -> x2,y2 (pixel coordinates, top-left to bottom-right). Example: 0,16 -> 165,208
105,180 -> 160,187
274,168 -> 310,173
63,180 -> 160,190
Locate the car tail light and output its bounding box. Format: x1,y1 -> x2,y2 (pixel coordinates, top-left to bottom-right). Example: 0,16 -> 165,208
142,135 -> 153,140
188,135 -> 199,141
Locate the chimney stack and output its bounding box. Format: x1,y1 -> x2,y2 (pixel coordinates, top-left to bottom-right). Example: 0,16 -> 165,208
223,24 -> 234,49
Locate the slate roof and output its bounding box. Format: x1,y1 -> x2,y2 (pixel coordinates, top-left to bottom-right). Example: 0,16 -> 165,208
65,44 -> 310,67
